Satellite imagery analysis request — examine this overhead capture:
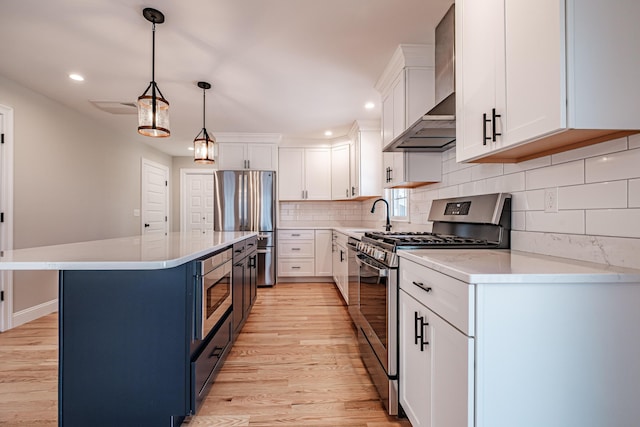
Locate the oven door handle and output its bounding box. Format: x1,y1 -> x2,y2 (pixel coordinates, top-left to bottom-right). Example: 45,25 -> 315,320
356,253 -> 389,277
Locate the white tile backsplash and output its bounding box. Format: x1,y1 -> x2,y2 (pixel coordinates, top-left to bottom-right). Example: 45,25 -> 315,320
551,137 -> 628,164
525,160 -> 584,190
586,209 -> 640,238
559,181 -> 627,209
525,210 -> 585,234
630,179 -> 640,208
585,148 -> 640,183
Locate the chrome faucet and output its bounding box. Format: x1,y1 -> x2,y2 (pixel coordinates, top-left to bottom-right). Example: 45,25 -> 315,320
371,198 -> 392,232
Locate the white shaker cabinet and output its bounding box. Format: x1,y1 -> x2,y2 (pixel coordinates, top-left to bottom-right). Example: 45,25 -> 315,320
331,231 -> 348,303
382,152 -> 442,189
348,120 -> 382,199
216,142 -> 278,170
331,144 -> 350,200
456,0 -> 640,163
314,229 -> 332,277
278,148 -> 331,201
398,251 -> 640,427
399,290 -> 472,427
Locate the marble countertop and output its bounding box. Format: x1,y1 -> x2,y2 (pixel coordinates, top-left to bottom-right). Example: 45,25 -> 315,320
0,231 -> 256,270
398,249 -> 640,284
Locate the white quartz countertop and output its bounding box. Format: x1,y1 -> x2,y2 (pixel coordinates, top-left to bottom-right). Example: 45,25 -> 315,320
0,231 -> 256,270
398,249 -> 640,284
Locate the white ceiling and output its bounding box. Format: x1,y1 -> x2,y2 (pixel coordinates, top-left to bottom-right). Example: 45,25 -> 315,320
0,0 -> 453,157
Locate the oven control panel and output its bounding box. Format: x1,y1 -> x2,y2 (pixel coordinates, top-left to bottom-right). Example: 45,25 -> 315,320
444,201 -> 471,216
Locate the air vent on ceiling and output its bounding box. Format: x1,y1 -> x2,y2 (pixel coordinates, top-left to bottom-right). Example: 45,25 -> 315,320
90,100 -> 137,115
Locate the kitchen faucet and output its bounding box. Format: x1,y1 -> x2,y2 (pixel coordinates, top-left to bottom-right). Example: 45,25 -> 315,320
370,198 -> 392,232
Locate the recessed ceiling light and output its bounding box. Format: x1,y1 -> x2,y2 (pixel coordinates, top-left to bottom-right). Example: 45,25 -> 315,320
69,73 -> 84,82
324,130 -> 333,137
187,146 -> 194,151
365,102 -> 375,110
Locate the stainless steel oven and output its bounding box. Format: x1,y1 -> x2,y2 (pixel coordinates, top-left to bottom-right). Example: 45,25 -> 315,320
356,251 -> 398,415
356,193 -> 512,417
195,248 -> 232,342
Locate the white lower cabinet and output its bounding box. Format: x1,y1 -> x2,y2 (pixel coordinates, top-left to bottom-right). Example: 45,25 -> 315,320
399,254 -> 640,427
331,231 -> 348,303
277,229 -> 333,278
277,229 -> 315,277
399,289 -> 473,427
314,230 -> 332,276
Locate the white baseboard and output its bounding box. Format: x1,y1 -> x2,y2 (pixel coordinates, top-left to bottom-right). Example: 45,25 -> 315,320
12,299 -> 58,328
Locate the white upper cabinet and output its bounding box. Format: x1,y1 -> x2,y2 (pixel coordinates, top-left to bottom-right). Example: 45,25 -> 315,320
349,120 -> 382,200
376,45 -> 442,188
377,45 -> 434,150
382,152 -> 442,189
331,144 -> 350,200
278,147 -> 331,201
456,0 -> 640,163
216,142 -> 278,170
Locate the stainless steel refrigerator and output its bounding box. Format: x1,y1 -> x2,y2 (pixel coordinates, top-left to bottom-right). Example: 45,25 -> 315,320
213,170 -> 276,286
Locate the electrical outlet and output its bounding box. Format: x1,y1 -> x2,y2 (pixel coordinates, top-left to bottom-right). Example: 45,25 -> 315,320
544,188 -> 558,213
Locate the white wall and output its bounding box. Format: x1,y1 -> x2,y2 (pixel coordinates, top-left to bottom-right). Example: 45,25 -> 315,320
0,74 -> 172,322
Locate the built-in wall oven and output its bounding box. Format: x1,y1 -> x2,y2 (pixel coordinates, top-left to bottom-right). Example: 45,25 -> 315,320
356,193 -> 512,416
191,247 -> 233,412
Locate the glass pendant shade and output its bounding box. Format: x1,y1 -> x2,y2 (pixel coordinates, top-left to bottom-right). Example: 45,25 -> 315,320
137,8 -> 170,138
194,130 -> 215,164
137,82 -> 170,137
194,81 -> 215,164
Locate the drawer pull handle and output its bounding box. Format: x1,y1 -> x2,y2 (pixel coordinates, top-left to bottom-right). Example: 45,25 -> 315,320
291,247 -> 301,251
292,234 -> 301,237
291,266 -> 301,269
412,281 -> 432,293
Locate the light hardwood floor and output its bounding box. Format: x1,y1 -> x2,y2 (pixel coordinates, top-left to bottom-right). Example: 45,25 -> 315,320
0,283 -> 410,426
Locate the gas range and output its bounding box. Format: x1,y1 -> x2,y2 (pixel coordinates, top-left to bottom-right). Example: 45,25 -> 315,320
357,193 -> 512,268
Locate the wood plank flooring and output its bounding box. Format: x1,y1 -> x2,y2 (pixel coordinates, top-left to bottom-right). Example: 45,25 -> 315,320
0,283 -> 410,426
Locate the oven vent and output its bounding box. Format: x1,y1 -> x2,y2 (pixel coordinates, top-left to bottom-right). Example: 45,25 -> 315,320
90,100 -> 137,115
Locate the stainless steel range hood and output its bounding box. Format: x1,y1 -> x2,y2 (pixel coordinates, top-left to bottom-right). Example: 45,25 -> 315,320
384,5 -> 456,152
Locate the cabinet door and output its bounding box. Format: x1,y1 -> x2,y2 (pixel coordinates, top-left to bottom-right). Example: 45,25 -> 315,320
382,91 -> 394,147
247,143 -> 277,170
358,129 -> 382,198
217,143 -> 247,170
502,0 -> 564,145
331,144 -> 350,200
392,72 -> 406,139
232,260 -> 245,333
278,148 -> 305,200
304,148 -> 331,200
315,230 -> 333,276
399,290 -> 431,427
455,0 -> 504,162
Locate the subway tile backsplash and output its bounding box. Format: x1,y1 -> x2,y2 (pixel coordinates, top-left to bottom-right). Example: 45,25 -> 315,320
279,136 -> 640,269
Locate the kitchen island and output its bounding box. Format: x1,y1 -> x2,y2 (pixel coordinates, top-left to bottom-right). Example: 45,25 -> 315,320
0,231 -> 257,427
397,249 -> 640,427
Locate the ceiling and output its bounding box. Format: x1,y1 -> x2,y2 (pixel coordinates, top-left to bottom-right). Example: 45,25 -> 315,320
0,0 -> 453,157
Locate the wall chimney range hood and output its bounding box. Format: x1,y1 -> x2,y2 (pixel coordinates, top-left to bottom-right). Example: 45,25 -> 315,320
384,5 -> 456,153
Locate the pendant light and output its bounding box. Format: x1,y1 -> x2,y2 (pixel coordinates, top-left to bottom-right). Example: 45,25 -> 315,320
137,8 -> 170,138
193,81 -> 215,164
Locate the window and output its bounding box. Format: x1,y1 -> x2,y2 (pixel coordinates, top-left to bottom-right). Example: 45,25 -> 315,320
387,188 -> 409,221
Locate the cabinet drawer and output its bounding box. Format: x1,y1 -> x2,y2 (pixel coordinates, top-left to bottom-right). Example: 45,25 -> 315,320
278,241 -> 314,257
279,229 -> 315,240
278,259 -> 315,276
399,257 -> 474,336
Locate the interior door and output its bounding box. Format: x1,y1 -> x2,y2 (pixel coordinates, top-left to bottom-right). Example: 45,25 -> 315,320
183,172 -> 214,236
141,159 -> 169,235
0,106 -> 13,332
